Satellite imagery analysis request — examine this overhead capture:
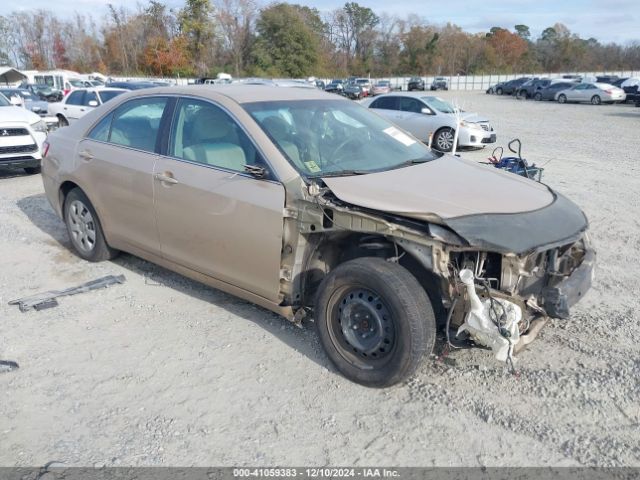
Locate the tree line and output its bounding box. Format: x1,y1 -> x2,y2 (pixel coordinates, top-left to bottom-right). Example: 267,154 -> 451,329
1,0 -> 639,78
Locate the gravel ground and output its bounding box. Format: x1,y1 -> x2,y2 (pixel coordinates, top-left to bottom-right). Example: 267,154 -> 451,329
1,93 -> 639,468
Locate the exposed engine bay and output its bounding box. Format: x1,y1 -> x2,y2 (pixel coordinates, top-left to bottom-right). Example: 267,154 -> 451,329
288,181 -> 595,369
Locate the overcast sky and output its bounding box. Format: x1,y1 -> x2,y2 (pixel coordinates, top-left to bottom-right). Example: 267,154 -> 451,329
14,0 -> 640,44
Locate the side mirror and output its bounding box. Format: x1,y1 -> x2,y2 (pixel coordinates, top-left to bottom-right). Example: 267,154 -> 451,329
244,164 -> 266,178
421,107 -> 433,115
88,100 -> 99,107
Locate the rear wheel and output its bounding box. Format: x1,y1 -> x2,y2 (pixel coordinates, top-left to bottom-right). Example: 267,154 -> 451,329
496,87 -> 503,95
558,94 -> 567,104
534,92 -> 542,101
63,188 -> 118,262
591,95 -> 602,105
433,128 -> 456,152
315,258 -> 436,387
57,115 -> 69,127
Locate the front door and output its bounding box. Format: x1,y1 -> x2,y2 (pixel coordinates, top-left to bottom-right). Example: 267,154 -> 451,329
153,97 -> 285,301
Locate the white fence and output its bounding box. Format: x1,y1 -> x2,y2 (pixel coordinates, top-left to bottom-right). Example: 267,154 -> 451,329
111,70 -> 640,91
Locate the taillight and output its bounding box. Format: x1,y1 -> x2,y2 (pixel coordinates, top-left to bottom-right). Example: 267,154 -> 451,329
63,89 -> 70,96
42,141 -> 50,158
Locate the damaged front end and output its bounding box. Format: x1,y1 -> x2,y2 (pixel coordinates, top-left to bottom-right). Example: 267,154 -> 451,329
286,182 -> 595,366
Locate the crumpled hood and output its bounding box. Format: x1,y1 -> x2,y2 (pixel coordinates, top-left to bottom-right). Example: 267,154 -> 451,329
322,155 -> 554,221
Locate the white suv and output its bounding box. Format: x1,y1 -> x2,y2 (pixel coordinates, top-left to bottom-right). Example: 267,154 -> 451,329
0,93 -> 48,174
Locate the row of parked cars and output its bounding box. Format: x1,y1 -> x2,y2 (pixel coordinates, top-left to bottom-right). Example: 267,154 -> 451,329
487,75 -> 640,106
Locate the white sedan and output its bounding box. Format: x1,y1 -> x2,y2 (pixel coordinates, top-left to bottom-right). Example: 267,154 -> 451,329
0,93 -> 48,174
362,93 -> 496,152
49,87 -> 127,127
555,82 -> 626,105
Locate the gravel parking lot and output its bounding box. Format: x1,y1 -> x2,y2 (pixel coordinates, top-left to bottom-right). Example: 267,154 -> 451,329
1,92 -> 639,468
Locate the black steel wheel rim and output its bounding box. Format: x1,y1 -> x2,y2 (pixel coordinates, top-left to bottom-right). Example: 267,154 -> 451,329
328,286 -> 396,368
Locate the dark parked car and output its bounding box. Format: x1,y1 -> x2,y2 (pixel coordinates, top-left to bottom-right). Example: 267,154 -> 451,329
407,77 -> 425,91
533,82 -> 578,101
596,75 -> 619,84
105,81 -> 158,90
516,78 -> 552,99
324,79 -> 345,94
343,83 -> 365,100
611,78 -> 628,88
495,77 -> 531,95
19,83 -> 64,102
430,77 -> 448,91
315,80 -> 326,89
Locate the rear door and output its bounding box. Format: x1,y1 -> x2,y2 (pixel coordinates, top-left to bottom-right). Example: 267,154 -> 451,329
153,97 -> 285,301
77,96 -> 170,254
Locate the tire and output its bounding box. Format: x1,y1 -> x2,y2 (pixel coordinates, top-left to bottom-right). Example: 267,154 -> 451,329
315,258 -> 436,388
496,87 -> 503,95
534,92 -> 542,101
57,115 -> 69,127
591,95 -> 601,105
516,90 -> 526,100
558,94 -> 567,104
24,166 -> 41,174
433,128 -> 456,152
63,188 -> 118,262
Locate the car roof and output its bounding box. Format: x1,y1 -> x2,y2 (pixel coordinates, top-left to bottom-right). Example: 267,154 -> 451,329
127,84 -> 343,104
72,87 -> 128,93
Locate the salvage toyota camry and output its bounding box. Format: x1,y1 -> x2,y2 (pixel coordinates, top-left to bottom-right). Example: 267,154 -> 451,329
41,86 -> 595,387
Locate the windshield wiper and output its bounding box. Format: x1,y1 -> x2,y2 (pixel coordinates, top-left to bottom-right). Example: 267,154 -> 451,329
390,157 -> 433,169
309,169 -> 370,178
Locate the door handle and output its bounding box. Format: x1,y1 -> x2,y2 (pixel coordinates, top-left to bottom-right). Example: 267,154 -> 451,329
154,172 -> 179,184
78,150 -> 94,161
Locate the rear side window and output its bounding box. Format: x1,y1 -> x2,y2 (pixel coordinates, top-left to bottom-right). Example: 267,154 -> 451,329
109,97 -> 168,152
84,91 -> 98,106
66,91 -> 84,105
370,96 -> 399,110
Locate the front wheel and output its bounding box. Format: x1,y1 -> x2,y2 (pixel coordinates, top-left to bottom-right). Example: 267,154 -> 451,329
433,128 -> 456,152
496,87 -> 503,95
64,188 -> 118,262
315,258 -> 436,387
558,94 -> 567,104
591,95 -> 602,105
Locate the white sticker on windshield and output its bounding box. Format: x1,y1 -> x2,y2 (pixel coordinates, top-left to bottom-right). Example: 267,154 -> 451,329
383,126 -> 416,146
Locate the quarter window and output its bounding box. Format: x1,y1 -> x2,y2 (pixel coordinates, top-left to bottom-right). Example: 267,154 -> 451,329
169,98 -> 262,173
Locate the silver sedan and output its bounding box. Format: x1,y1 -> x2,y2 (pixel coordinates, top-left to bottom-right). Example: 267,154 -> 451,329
555,82 -> 626,105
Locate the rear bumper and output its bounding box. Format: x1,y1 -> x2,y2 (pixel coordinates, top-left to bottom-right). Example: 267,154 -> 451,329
542,246 -> 596,319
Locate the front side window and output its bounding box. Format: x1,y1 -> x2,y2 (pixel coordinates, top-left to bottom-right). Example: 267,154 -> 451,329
169,98 -> 261,173
244,99 -> 439,178
108,97 -> 168,152
84,91 -> 98,106
400,97 -> 423,113
66,91 -> 85,105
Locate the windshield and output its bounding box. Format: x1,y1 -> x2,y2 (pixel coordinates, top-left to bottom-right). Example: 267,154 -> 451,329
244,99 -> 439,178
0,93 -> 10,107
421,96 -> 456,114
98,90 -> 125,103
69,79 -> 85,87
